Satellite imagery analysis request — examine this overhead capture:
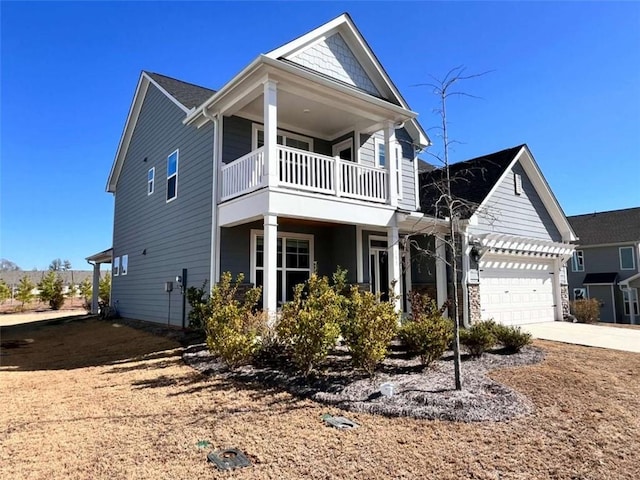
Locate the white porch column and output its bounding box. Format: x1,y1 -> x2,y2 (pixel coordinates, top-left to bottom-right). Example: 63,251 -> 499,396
91,262 -> 101,314
263,79 -> 278,188
553,257 -> 564,321
404,235 -> 412,314
435,236 -> 448,312
356,225 -> 364,283
384,121 -> 398,207
263,214 -> 278,318
387,226 -> 401,312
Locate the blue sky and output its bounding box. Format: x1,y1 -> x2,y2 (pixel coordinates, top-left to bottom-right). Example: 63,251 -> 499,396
1,1 -> 639,271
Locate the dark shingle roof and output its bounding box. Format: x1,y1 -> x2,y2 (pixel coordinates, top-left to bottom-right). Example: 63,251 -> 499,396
418,145 -> 525,218
145,72 -> 216,109
417,158 -> 435,174
568,207 -> 640,246
582,272 -> 619,284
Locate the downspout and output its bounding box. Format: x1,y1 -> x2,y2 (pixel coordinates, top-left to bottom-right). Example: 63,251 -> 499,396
203,107 -> 219,291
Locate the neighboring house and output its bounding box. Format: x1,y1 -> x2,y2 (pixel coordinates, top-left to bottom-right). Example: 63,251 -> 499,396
567,207 -> 640,324
0,270 -> 97,299
95,13 -> 575,327
418,145 -> 576,325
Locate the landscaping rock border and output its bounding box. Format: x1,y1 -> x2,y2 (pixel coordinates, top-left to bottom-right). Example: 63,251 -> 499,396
183,342 -> 545,422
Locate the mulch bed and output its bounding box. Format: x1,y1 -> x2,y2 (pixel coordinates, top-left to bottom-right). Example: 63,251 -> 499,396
183,341 -> 545,422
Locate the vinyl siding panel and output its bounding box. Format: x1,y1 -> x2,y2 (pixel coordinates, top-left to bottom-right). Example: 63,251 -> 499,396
472,162 -> 562,241
359,128 -> 417,211
111,85 -> 214,325
220,221 -> 357,283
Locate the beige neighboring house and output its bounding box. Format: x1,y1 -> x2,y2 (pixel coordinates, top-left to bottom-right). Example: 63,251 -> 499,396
0,270 -> 99,301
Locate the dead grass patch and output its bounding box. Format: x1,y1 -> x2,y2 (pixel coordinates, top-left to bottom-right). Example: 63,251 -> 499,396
1,319 -> 638,479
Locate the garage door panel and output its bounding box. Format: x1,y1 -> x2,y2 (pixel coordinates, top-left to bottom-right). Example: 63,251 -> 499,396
479,255 -> 555,326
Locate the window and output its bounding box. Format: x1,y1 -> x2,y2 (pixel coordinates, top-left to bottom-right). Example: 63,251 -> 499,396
514,173 -> 523,195
121,255 -> 128,276
253,231 -> 313,304
623,288 -> 639,316
573,288 -> 586,301
253,125 -> 313,151
148,167 -> 155,195
166,150 -> 179,202
619,246 -> 636,270
571,250 -> 584,272
113,256 -> 120,276
375,138 -> 386,167
375,138 -> 403,197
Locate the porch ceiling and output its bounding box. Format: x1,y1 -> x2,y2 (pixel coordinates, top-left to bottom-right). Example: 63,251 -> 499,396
238,89 -> 377,140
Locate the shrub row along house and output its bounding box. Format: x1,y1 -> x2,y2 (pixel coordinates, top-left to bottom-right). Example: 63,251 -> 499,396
567,207 -> 640,324
88,14 -> 576,327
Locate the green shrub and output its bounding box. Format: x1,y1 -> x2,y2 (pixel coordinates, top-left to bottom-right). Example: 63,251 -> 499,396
0,279 -> 11,304
460,320 -> 497,357
399,317 -> 453,367
399,291 -> 453,367
493,323 -> 532,353
341,286 -> 398,375
571,298 -> 600,324
205,272 -> 266,368
99,274 -> 111,304
277,273 -> 344,375
186,280 -> 211,331
79,278 -> 92,313
38,271 -> 65,310
15,275 -> 35,311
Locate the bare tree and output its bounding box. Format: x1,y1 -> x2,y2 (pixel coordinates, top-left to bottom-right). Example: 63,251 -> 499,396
409,66 -> 491,390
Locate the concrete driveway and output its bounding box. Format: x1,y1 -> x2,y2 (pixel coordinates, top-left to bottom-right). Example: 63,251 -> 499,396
524,322 -> 640,353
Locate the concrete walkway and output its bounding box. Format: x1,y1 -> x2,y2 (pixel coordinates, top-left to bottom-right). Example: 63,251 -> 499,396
524,322 -> 640,353
0,310 -> 88,327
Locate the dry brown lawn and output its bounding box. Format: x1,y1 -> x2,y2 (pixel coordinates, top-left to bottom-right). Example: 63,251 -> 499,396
1,318 -> 639,480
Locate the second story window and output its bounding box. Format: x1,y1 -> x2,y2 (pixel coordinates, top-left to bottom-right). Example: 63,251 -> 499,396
113,256 -> 120,276
620,246 -> 636,270
253,126 -> 312,151
148,167 -> 155,195
167,150 -> 179,202
572,250 -> 584,272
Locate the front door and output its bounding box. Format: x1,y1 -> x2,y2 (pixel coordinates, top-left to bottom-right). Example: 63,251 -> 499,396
370,237 -> 389,301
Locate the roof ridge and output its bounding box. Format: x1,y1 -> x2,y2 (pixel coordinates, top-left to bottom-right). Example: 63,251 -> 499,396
145,71 -> 216,93
567,206 -> 640,218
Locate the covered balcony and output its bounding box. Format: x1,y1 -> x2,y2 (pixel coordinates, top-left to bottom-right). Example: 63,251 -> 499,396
220,144 -> 387,203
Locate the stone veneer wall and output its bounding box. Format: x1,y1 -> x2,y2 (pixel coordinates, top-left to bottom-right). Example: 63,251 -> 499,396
561,284 -> 570,317
467,284 -> 481,324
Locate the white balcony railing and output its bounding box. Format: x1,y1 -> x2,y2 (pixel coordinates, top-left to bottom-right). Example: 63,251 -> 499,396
220,145 -> 388,204
220,147 -> 265,201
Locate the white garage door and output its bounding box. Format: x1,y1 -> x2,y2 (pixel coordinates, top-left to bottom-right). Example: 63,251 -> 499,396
479,255 -> 555,325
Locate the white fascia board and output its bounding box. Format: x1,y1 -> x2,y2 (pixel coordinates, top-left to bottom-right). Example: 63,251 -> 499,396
469,145 -> 577,243
620,271 -> 640,286
106,72 -> 194,193
107,74 -> 149,193
183,57 -> 264,126
145,73 -> 191,115
517,145 -> 577,242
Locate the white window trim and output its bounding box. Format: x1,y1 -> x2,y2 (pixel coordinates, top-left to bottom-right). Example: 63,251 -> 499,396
250,229 -> 314,304
623,288 -> 639,316
166,149 -> 179,203
396,143 -> 403,200
251,124 -> 314,151
573,287 -> 587,301
121,254 -> 128,276
113,256 -> 120,277
148,167 -> 155,196
374,138 -> 403,198
572,250 -> 584,272
619,246 -> 636,270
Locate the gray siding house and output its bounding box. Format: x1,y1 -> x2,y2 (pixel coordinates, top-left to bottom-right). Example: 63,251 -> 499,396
96,14 -> 576,327
567,208 -> 640,324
